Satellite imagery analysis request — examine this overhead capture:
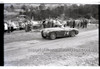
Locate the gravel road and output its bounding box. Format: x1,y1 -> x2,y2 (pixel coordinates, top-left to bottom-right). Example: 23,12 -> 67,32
4,29 -> 99,66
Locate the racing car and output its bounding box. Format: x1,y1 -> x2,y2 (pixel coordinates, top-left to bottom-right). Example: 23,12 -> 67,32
41,27 -> 79,40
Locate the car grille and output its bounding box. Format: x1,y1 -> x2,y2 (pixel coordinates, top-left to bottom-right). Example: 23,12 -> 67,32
43,31 -> 47,36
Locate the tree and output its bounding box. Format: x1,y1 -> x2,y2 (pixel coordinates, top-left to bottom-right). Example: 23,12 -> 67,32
21,5 -> 27,11
39,3 -> 46,10
10,5 -> 14,11
15,4 -> 99,20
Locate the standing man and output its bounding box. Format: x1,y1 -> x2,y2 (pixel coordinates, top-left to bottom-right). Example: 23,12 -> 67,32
10,20 -> 14,32
84,19 -> 88,28
7,20 -> 12,33
72,19 -> 75,28
25,20 -> 28,32
42,20 -> 46,28
28,20 -> 32,31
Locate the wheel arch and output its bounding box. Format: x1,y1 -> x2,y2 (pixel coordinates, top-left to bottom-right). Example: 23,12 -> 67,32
71,30 -> 78,35
49,31 -> 57,36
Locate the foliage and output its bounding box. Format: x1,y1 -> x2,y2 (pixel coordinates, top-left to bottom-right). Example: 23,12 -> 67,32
4,4 -> 99,20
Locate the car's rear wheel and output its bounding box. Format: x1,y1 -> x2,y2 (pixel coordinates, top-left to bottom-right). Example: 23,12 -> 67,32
49,33 -> 56,40
69,31 -> 76,37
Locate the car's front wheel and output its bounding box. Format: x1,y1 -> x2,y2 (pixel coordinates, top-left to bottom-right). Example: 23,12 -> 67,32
41,31 -> 46,39
69,31 -> 76,37
49,33 -> 56,40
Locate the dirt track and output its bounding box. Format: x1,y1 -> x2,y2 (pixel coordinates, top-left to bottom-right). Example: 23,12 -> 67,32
4,29 -> 99,66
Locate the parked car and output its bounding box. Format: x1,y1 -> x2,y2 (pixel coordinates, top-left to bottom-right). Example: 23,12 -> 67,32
31,21 -> 42,29
11,21 -> 19,30
41,27 -> 79,40
18,21 -> 25,30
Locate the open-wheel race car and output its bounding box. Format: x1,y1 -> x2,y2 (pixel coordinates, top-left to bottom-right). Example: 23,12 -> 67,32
41,27 -> 79,40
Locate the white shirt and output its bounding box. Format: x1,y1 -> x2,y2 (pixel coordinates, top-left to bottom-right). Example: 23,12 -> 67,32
4,23 -> 8,30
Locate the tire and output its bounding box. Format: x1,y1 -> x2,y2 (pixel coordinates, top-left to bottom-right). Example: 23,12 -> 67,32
41,31 -> 46,38
69,31 -> 76,37
49,33 -> 56,40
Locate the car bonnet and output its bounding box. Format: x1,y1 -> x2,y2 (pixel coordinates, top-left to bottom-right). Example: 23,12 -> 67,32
43,27 -> 64,32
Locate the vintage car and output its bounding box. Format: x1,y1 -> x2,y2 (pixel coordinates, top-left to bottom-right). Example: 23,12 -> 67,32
41,27 -> 79,40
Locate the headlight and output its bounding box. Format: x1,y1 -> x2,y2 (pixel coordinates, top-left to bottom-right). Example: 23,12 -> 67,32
42,30 -> 49,34
46,30 -> 50,33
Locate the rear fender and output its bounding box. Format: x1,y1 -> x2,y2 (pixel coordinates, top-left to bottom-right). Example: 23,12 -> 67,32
71,30 -> 79,35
